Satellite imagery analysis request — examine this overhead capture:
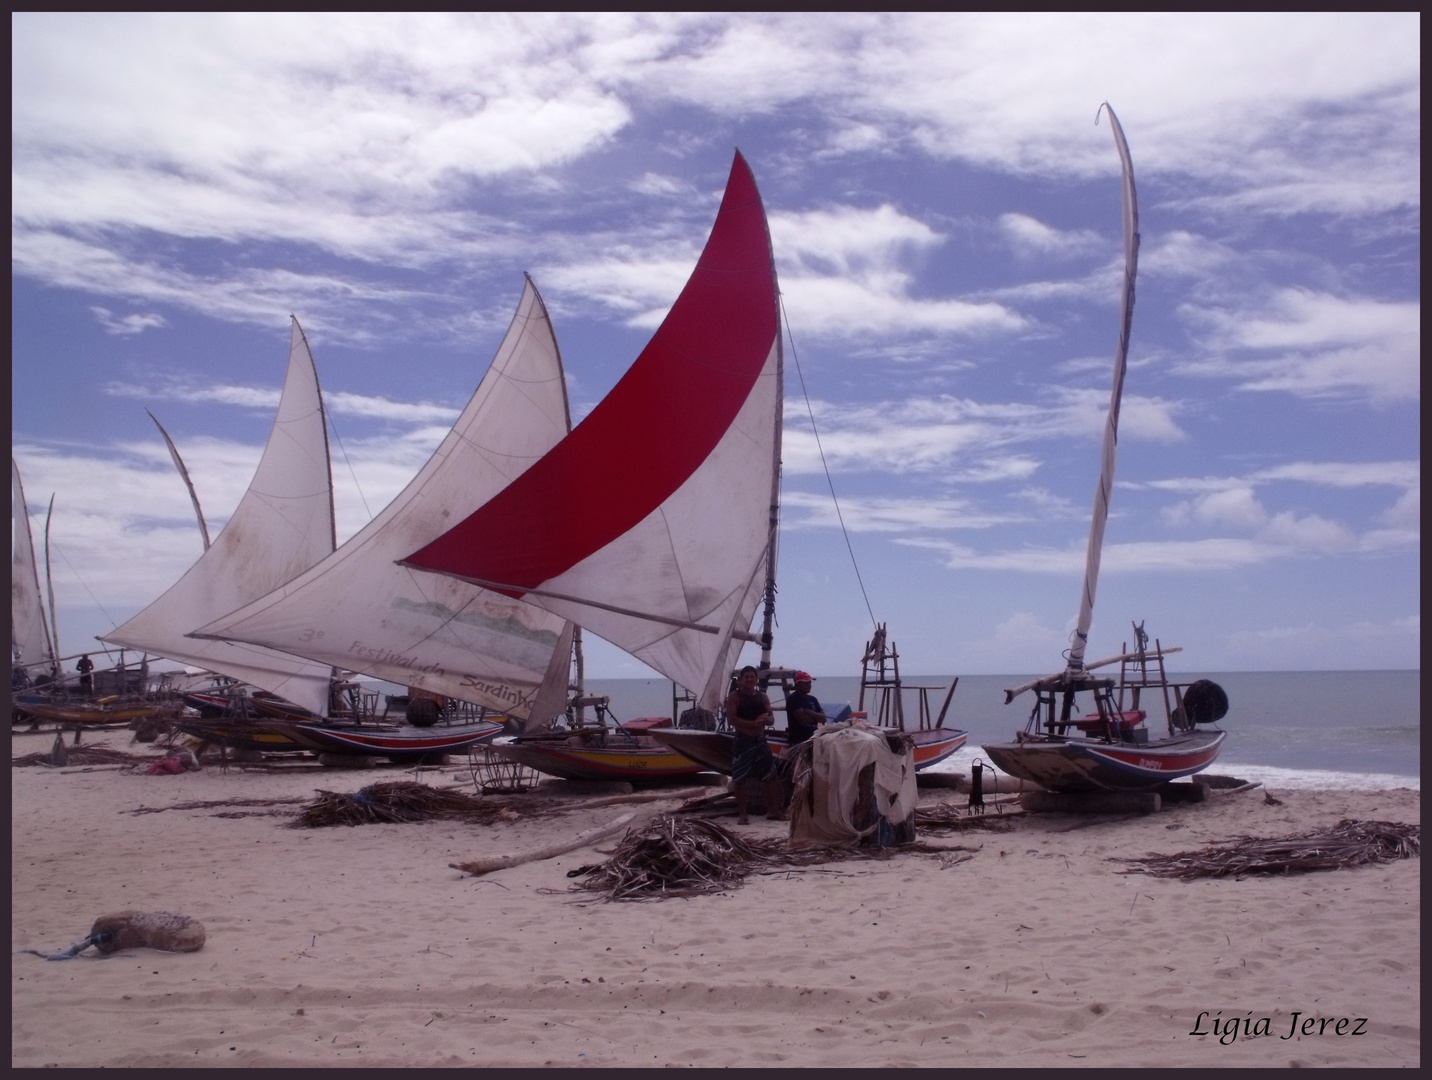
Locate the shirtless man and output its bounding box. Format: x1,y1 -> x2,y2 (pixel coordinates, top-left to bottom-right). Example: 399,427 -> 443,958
725,665 -> 783,825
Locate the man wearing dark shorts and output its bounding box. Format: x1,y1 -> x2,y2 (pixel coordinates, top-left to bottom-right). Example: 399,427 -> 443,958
726,665 -> 782,825
784,670 -> 826,746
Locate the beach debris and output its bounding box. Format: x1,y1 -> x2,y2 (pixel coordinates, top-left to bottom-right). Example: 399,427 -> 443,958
566,814 -> 876,902
16,911 -> 205,961
1116,819 -> 1420,880
1263,790 -> 1285,806
12,744 -> 157,769
292,781 -> 505,827
452,811 -> 640,877
914,801 -> 1019,831
146,749 -> 200,775
128,796 -> 308,817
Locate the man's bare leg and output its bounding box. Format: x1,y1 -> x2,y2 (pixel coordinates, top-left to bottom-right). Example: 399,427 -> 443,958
764,777 -> 784,820
734,781 -> 750,825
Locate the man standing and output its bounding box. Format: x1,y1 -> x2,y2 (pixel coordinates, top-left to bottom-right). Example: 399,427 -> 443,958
784,671 -> 826,746
725,665 -> 783,825
75,654 -> 95,694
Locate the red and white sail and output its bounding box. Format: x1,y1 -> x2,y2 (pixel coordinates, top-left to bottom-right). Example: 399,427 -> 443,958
194,279 -> 577,724
101,321 -> 337,714
11,457 -> 57,673
1067,104 -> 1140,673
402,153 -> 783,709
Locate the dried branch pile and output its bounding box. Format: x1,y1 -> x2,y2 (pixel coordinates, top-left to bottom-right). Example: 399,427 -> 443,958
1118,818 -> 1420,880
12,745 -> 155,768
291,781 -> 508,828
568,814 -> 869,902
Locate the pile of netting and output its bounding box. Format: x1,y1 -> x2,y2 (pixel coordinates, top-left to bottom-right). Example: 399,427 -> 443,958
1117,819 -> 1420,880
567,814 -> 874,902
290,781 -> 513,828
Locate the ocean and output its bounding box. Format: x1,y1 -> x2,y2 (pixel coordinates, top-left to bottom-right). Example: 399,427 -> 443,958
577,669 -> 1421,792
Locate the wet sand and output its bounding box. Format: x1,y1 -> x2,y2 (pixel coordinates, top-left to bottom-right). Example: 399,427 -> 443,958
10,729 -> 1420,1068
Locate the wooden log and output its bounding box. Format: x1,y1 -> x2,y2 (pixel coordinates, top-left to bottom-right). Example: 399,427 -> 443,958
1020,790 -> 1161,815
917,772 -> 1046,795
449,811 -> 639,876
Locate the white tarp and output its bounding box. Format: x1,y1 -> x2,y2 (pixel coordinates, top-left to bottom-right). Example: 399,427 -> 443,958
101,321 -> 337,715
11,457 -> 56,671
789,723 -> 918,846
193,280 -> 576,724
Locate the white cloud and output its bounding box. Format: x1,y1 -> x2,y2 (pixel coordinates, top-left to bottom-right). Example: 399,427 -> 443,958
998,213 -> 1101,257
1381,487 -> 1419,529
1179,289 -> 1420,401
780,490 -> 1025,533
782,391 -> 1182,475
1226,615 -> 1420,669
90,306 -> 166,335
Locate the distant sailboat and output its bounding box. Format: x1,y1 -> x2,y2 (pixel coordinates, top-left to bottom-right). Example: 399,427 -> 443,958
100,320 -> 339,716
11,458 -> 59,683
981,105 -> 1228,793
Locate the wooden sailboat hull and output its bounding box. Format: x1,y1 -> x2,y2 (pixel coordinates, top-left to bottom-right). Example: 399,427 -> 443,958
274,719 -> 505,760
13,695 -> 167,726
981,729 -> 1226,793
648,726 -> 968,775
173,717 -> 307,752
488,734 -> 705,783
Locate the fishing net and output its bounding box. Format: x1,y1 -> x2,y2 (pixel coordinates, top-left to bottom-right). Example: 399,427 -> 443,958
1117,819 -> 1420,880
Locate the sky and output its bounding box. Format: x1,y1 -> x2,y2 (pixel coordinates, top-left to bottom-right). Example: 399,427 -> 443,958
11,12 -> 1420,681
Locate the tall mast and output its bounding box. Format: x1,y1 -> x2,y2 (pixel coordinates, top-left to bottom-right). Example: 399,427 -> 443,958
43,495 -> 60,666
148,410 -> 211,551
1066,103 -> 1140,674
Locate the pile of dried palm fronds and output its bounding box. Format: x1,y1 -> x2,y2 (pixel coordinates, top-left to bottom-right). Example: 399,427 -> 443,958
12,744 -> 155,768
291,781 -> 515,828
568,814 -> 873,902
1118,818 -> 1420,880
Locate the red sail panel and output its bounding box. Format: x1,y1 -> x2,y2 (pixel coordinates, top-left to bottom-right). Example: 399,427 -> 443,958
402,151 -> 777,595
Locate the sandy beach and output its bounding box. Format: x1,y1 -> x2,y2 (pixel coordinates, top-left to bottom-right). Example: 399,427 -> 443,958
11,729 -> 1419,1068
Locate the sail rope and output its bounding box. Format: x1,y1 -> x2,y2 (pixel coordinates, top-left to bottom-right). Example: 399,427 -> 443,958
779,294 -> 877,631
325,411 -> 373,523
52,542 -> 119,632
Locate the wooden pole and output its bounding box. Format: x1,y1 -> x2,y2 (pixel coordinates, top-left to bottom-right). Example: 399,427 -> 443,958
450,811 -> 639,877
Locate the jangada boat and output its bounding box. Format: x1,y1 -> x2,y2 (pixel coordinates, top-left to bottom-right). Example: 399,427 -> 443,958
401,151 -> 966,783
980,106 -> 1228,794
189,278 -> 582,757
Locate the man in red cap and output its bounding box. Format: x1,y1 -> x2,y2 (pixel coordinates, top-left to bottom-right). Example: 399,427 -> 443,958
784,671 -> 827,746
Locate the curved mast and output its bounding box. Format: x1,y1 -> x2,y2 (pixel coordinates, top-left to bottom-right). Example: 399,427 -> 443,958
1066,103 -> 1140,674
147,410 -> 211,551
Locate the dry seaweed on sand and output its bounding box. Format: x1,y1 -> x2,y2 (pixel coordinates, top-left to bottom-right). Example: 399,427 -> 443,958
290,781 -> 511,828
129,796 -> 309,816
567,814 -> 886,902
1117,818 -> 1420,880
12,745 -> 156,768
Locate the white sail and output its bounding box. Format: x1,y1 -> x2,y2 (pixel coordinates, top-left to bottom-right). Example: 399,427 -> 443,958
193,279 -> 578,724
11,458 -> 57,673
1066,103 -> 1140,673
401,154 -> 783,710
101,320 -> 337,715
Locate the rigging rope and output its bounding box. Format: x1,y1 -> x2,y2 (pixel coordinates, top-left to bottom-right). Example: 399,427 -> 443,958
779,294 -> 877,631
53,542 -> 118,632
325,412 -> 372,523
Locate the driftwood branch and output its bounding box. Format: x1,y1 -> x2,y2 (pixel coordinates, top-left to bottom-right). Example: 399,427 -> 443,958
450,812 -> 640,876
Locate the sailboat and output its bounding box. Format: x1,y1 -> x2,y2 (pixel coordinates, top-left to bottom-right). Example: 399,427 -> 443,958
11,457 -> 60,689
190,278 -> 581,762
100,320 -> 341,721
981,105 -> 1228,793
402,151 -> 966,783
